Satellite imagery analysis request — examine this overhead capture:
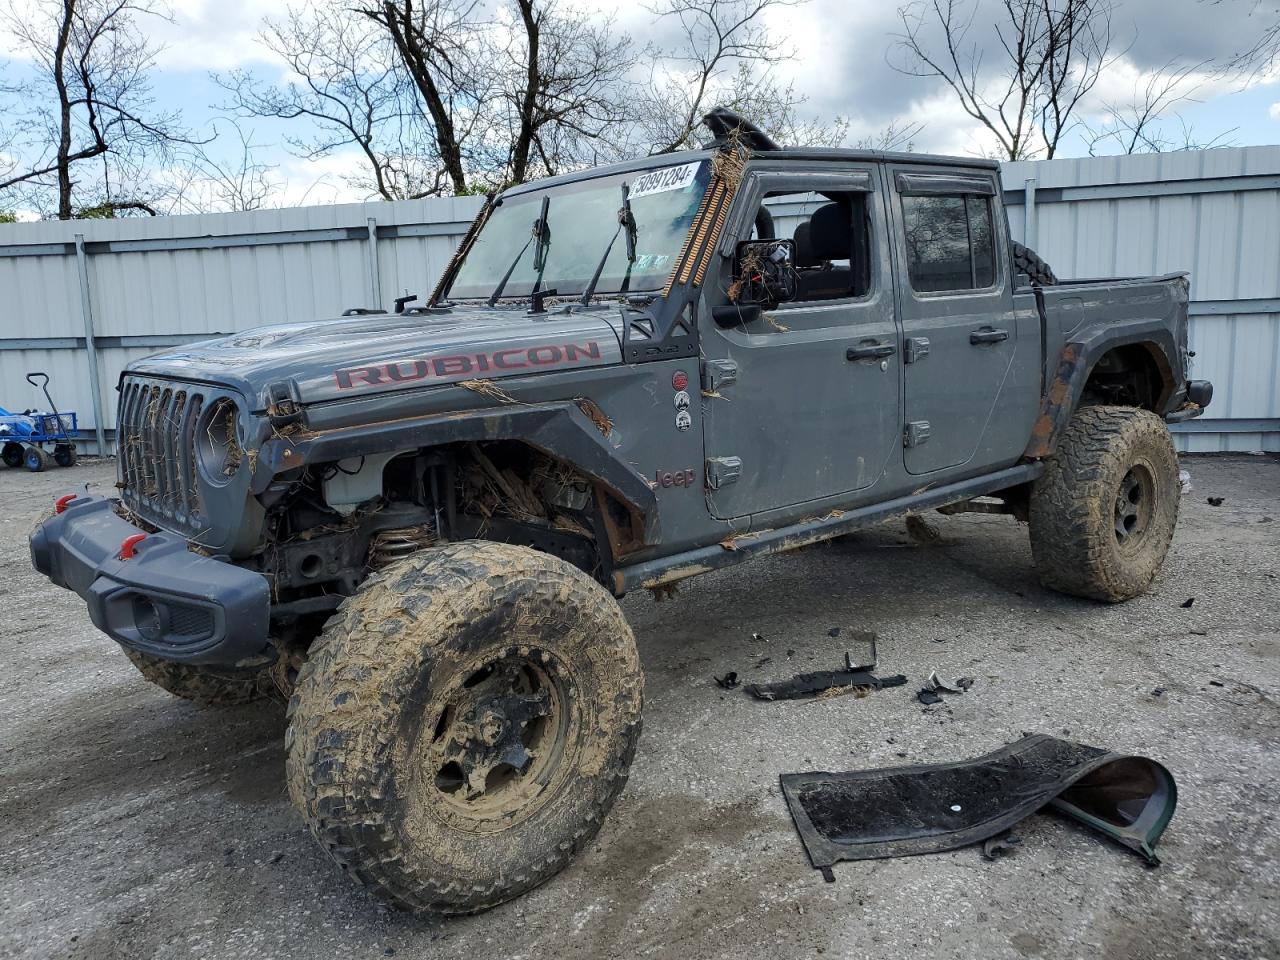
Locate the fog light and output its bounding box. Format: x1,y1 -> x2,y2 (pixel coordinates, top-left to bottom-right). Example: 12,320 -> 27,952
131,595 -> 167,642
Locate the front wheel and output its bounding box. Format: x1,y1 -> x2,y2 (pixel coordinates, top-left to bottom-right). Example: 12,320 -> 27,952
286,541 -> 644,915
1030,405 -> 1180,602
2,442 -> 23,468
24,446 -> 49,472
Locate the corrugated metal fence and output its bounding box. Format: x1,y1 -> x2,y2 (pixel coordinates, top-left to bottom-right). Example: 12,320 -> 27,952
2,147 -> 1277,454
0,196 -> 484,454
1003,147 -> 1280,453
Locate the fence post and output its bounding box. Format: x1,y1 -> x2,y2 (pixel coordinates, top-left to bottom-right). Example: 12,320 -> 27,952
1023,177 -> 1038,250
73,234 -> 108,456
366,217 -> 382,310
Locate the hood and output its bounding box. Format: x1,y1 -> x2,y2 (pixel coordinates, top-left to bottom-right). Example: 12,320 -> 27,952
126,307 -> 624,409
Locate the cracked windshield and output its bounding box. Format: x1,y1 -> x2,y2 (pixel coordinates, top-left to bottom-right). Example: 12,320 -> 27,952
446,160 -> 711,301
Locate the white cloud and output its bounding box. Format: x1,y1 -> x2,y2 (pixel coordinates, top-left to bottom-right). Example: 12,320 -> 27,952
1271,101 -> 1280,121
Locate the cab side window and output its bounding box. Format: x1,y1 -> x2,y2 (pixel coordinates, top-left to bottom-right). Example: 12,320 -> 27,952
756,190 -> 873,303
902,194 -> 995,293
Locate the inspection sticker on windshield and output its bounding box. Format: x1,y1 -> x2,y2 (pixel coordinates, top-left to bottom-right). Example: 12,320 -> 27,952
630,162 -> 703,200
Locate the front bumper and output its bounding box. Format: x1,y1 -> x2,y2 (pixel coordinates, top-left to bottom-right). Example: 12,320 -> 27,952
29,495 -> 270,665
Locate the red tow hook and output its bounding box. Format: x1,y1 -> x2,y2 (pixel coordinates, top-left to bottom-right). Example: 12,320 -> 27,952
55,494 -> 77,514
119,533 -> 147,560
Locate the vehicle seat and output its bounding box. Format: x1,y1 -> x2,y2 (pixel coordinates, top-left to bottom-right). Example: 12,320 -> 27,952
797,202 -> 853,300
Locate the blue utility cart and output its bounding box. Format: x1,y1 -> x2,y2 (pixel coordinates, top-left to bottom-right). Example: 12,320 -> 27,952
1,373 -> 79,472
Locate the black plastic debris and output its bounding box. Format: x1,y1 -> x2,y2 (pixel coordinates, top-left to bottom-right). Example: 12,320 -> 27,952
981,832 -> 1022,862
714,672 -> 740,690
746,652 -> 905,701
1207,496 -> 1225,507
1180,597 -> 1196,609
745,635 -> 903,701
916,689 -> 943,706
751,632 -> 767,642
780,734 -> 1177,882
827,627 -> 841,638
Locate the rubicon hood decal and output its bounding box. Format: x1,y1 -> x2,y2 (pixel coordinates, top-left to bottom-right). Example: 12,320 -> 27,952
126,310 -> 623,407
335,339 -> 606,391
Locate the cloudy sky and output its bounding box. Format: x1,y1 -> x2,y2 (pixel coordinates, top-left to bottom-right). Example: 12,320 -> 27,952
3,0 -> 1280,209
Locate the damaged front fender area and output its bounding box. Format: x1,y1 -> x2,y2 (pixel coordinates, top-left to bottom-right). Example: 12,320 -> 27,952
252,400 -> 659,549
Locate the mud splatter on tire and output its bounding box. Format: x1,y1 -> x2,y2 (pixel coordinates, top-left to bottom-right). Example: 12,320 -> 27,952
285,540 -> 643,915
1030,405 -> 1179,602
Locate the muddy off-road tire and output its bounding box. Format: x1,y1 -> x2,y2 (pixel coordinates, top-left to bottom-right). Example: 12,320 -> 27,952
123,648 -> 281,706
286,540 -> 643,915
1030,405 -> 1180,602
1012,240 -> 1057,285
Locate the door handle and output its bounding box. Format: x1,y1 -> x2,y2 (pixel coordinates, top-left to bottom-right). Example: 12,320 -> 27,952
970,328 -> 1009,345
847,342 -> 896,361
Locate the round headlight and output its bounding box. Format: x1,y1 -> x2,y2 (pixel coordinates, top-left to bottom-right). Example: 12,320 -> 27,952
196,398 -> 244,484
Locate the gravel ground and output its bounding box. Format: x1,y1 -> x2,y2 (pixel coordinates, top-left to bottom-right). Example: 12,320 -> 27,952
1,455 -> 1277,960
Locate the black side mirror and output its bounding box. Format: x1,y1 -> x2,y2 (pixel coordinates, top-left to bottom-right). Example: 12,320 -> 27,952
730,238 -> 798,306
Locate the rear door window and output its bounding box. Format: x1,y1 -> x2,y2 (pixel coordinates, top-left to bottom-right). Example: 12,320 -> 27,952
902,194 -> 996,293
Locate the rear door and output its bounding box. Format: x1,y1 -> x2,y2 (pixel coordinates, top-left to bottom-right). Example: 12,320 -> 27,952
887,167 -> 1025,476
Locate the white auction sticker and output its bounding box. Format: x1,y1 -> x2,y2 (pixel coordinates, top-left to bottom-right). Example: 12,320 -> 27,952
629,162 -> 703,200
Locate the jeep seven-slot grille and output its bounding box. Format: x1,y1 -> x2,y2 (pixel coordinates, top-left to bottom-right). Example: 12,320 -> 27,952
118,376 -> 204,533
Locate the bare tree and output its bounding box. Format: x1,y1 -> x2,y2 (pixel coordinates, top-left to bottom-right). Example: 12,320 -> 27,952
0,0 -> 195,219
855,118 -> 926,152
1077,59 -> 1236,155
640,0 -> 828,153
1209,0 -> 1280,80
498,0 -> 637,182
358,0 -> 485,195
220,1 -> 445,201
893,0 -> 1115,160
163,121 -> 281,213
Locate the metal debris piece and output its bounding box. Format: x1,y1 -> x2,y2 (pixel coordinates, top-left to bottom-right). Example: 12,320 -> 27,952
751,632 -> 767,642
924,671 -> 973,694
827,627 -> 841,637
714,672 -> 740,690
780,734 -> 1178,880
1180,597 -> 1195,609
844,631 -> 879,672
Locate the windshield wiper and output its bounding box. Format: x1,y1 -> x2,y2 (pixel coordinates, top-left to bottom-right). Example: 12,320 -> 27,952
488,195 -> 550,308
580,183 -> 637,306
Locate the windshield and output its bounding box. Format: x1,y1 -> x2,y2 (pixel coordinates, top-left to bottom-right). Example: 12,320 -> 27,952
444,160 -> 711,301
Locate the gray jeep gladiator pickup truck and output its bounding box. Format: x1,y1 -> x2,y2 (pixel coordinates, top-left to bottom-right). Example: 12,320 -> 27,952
29,110 -> 1212,915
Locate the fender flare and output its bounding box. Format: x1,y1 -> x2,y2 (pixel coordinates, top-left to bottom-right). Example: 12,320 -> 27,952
1025,320 -> 1182,459
253,401 -> 659,543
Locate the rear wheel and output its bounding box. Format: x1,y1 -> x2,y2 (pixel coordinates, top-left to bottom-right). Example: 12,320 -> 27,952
1030,405 -> 1179,601
2,442 -> 23,468
286,540 -> 644,915
123,648 -> 281,706
54,443 -> 77,467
